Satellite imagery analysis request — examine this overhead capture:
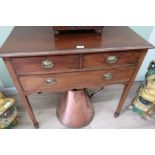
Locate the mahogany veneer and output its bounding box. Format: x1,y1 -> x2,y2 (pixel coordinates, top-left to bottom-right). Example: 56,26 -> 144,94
19,68 -> 134,93
11,55 -> 80,75
0,26 -> 154,128
83,50 -> 141,69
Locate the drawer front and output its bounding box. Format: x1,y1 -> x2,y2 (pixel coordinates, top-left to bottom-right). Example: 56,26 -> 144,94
19,68 -> 134,92
11,55 -> 80,75
83,51 -> 141,69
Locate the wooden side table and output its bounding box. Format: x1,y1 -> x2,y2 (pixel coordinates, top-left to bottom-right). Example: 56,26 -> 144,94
0,26 -> 154,128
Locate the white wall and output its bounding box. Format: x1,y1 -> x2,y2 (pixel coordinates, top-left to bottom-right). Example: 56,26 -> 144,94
0,79 -> 4,88
136,27 -> 155,81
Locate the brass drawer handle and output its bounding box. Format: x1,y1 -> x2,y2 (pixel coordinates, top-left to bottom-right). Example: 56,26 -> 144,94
103,73 -> 112,80
41,59 -> 54,69
106,56 -> 118,64
45,78 -> 56,85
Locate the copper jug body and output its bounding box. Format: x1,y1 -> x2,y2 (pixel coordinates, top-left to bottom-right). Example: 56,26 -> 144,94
56,89 -> 94,128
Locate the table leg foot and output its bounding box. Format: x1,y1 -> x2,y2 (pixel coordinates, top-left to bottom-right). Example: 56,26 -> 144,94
34,122 -> 39,129
114,112 -> 120,118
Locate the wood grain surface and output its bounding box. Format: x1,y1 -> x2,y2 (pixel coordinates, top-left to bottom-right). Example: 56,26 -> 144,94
83,50 -> 141,69
0,27 -> 153,57
19,68 -> 134,93
12,55 -> 80,75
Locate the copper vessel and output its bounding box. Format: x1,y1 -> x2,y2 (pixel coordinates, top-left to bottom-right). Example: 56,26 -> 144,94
56,89 -> 94,128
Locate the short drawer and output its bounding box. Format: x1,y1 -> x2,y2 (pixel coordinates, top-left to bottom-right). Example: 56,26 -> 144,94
19,68 -> 134,92
11,55 -> 80,75
83,51 -> 141,69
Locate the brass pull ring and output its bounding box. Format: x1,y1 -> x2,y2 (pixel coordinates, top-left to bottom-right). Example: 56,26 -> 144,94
41,59 -> 54,69
106,56 -> 118,64
103,73 -> 112,80
45,78 -> 56,85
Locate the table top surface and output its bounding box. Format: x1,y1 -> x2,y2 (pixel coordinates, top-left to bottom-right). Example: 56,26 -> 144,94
0,26 -> 154,57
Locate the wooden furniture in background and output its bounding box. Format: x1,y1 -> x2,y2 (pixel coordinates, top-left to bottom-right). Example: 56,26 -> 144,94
0,26 -> 153,128
53,26 -> 104,34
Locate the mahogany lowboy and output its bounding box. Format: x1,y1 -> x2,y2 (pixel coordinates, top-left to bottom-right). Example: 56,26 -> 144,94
0,26 -> 154,128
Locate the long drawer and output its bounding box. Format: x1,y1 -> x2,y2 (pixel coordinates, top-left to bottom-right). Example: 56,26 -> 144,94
11,55 -> 80,75
83,51 -> 141,69
19,68 -> 134,92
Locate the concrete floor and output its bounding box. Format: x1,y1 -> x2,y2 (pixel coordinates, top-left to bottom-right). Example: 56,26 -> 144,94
8,82 -> 155,129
